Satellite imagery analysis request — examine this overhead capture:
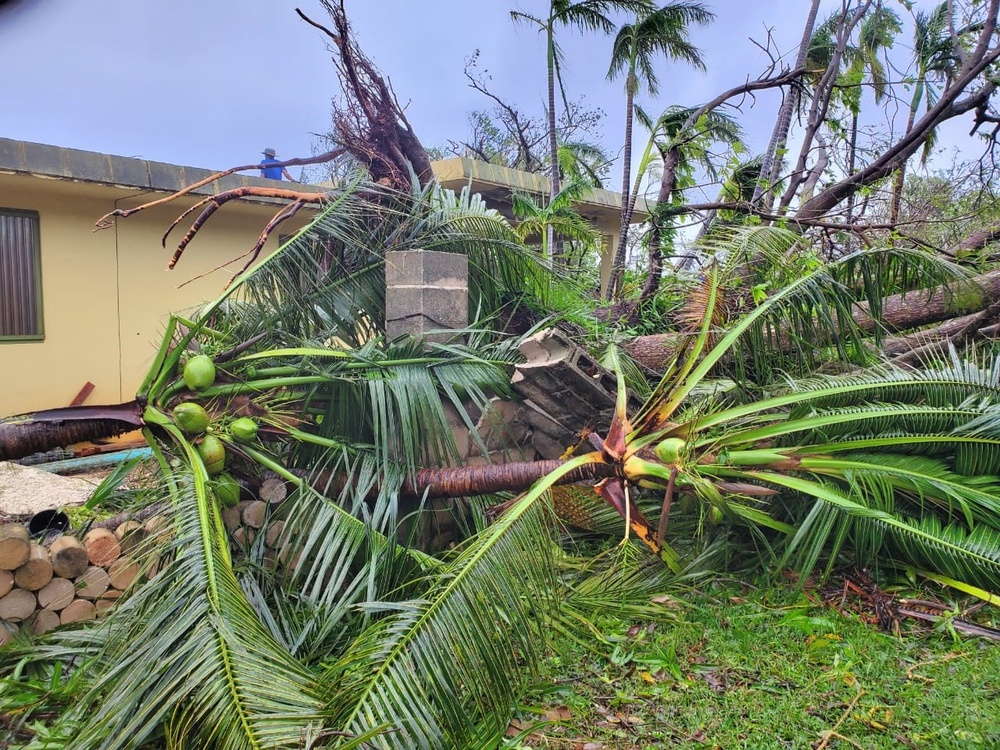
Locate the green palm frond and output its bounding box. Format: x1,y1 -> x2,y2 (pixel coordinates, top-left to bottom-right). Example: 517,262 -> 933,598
57,461 -> 323,750
756,472 -> 1000,590
323,462 -> 586,749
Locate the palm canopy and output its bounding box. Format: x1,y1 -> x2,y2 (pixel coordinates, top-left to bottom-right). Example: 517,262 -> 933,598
607,1 -> 712,94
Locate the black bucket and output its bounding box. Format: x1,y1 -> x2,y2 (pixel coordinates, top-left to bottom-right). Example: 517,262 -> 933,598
28,509 -> 70,539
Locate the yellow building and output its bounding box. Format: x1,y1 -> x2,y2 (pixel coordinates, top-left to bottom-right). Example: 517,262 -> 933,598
0,139 -> 323,417
0,140 -> 646,418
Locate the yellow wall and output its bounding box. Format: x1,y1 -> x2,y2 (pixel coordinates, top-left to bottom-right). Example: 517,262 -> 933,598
0,174 -> 313,417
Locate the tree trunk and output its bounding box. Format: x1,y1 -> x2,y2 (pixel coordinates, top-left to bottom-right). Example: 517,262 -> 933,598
754,0 -> 822,209
777,1 -> 872,213
608,75 -> 637,300
845,110 -> 860,223
306,458 -> 614,504
0,401 -> 145,462
623,266 -> 1000,370
547,24 -> 560,267
890,102 -> 919,225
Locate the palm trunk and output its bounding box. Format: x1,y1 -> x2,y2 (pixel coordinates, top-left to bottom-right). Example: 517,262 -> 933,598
546,24 -> 560,267
640,145 -> 681,303
607,75 -> 637,300
890,102 -> 919,224
754,0 -> 822,210
845,110 -> 860,223
0,401 -> 145,462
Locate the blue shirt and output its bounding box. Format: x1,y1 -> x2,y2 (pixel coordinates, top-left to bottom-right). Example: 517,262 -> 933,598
260,158 -> 284,180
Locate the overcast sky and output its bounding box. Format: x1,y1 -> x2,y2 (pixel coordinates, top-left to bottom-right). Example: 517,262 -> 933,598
0,0 -> 967,190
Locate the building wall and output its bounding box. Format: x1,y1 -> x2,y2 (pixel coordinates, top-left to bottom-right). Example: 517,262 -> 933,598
0,174 -> 312,417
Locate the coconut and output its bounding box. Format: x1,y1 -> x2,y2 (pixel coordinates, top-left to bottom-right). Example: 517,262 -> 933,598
183,355 -> 216,391
173,402 -> 211,434
212,474 -> 241,507
229,417 -> 258,443
654,437 -> 686,464
197,435 -> 227,476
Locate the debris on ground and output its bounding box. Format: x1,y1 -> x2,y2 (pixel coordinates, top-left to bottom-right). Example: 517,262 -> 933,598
0,462 -> 104,521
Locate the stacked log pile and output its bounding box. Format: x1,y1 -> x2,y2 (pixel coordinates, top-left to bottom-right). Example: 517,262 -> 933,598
1,486 -> 294,645
0,519 -> 153,644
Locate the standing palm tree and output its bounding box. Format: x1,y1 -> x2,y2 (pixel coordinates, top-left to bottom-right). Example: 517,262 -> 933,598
840,6 -> 901,222
511,179 -> 600,263
605,1 -> 714,300
890,2 -> 960,224
511,0 -> 651,262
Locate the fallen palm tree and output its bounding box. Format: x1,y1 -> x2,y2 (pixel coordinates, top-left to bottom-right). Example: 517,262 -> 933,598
4,181 -> 1000,749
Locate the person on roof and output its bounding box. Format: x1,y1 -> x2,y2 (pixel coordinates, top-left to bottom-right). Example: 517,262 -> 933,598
259,147 -> 296,181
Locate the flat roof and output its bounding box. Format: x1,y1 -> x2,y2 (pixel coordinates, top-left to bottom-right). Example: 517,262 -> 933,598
432,157 -> 650,228
0,140 -> 647,228
0,137 -> 325,199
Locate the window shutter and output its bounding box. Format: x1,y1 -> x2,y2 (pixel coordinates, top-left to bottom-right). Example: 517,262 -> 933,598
0,209 -> 43,339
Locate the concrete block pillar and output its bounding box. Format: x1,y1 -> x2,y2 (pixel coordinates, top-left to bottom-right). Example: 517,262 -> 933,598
385,250 -> 468,342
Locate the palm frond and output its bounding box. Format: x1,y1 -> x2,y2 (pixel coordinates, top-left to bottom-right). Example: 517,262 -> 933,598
323,465 -> 586,748
57,461 -> 323,750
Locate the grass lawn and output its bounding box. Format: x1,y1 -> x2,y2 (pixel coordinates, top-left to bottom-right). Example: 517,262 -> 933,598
507,576 -> 1000,749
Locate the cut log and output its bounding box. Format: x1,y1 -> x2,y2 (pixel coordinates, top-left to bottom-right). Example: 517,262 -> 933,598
143,515 -> 172,541
107,558 -> 139,590
83,527 -> 121,567
0,524 -> 31,570
0,588 -> 36,622
231,526 -> 256,547
74,566 -> 110,600
14,543 -> 53,591
96,588 -> 123,616
0,569 -> 12,598
114,520 -> 145,554
49,535 -> 90,579
242,501 -> 268,529
60,598 -> 96,625
222,504 -> 242,532
259,477 -> 288,505
30,609 -> 61,635
37,576 -> 76,611
0,621 -> 18,645
264,520 -> 285,548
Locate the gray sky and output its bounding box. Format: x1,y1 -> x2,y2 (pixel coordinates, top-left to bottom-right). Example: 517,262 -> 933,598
0,0 -> 966,191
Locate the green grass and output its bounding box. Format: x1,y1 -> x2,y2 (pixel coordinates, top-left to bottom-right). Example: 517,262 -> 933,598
507,578 -> 1000,749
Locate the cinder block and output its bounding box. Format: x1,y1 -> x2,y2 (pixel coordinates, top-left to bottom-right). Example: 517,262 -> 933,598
386,249 -> 468,287
147,161 -> 186,192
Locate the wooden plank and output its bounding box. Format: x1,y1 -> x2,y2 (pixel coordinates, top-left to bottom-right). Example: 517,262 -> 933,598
68,382 -> 96,407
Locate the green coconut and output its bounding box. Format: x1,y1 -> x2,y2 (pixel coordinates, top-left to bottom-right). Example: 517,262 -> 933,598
213,473 -> 241,508
197,435 -> 227,476
183,355 -> 216,391
172,402 -> 211,434
229,417 -> 259,443
654,437 -> 686,464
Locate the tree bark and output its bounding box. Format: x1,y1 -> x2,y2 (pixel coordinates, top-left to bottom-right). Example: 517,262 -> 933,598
795,3 -> 1000,223
0,401 -> 145,462
608,75 -> 638,299
623,267 -> 1000,370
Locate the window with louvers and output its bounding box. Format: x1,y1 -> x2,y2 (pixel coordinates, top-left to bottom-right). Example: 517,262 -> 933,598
0,209 -> 43,339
